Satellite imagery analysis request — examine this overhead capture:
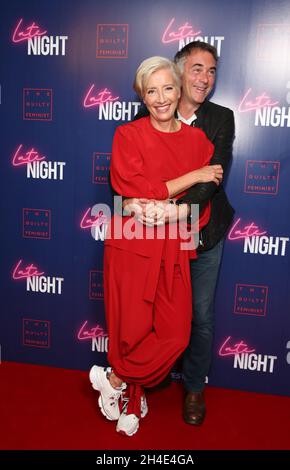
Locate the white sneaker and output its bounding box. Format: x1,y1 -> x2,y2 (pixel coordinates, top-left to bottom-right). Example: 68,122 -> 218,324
140,395 -> 148,418
121,394 -> 148,418
116,411 -> 140,436
89,365 -> 126,421
116,396 -> 148,436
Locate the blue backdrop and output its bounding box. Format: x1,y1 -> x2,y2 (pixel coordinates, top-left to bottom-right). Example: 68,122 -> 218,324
1,0 -> 290,396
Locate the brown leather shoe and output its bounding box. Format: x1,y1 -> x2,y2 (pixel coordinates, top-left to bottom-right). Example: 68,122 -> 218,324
183,391 -> 206,425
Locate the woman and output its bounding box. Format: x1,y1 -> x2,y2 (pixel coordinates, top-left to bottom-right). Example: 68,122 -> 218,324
89,57 -> 222,436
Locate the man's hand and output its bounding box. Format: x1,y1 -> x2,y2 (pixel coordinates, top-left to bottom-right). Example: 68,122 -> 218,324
195,164 -> 223,185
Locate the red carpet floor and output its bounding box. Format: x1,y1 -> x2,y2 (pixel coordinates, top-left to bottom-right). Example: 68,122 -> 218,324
0,361 -> 289,450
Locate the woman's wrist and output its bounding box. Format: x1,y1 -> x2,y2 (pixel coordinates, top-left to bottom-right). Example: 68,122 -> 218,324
191,169 -> 201,185
178,203 -> 190,221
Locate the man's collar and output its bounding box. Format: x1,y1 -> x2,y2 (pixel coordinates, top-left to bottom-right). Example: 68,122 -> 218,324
177,110 -> 197,125
176,100 -> 208,122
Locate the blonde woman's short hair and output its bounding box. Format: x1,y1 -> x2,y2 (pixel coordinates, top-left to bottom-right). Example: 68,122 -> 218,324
133,56 -> 181,98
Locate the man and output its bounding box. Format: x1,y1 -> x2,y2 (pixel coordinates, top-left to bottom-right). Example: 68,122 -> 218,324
124,41 -> 235,425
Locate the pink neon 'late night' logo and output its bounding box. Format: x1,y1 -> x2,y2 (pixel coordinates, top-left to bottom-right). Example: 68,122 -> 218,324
12,259 -> 44,280
77,320 -> 107,341
12,144 -> 46,166
238,88 -> 279,113
162,18 -> 201,44
228,218 -> 267,241
12,18 -> 47,43
218,336 -> 256,357
80,208 -> 108,229
83,85 -> 119,108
